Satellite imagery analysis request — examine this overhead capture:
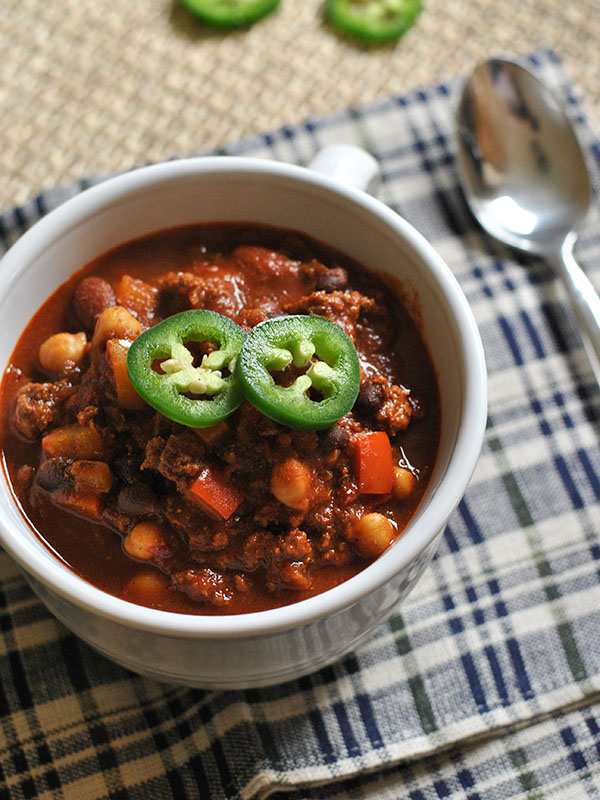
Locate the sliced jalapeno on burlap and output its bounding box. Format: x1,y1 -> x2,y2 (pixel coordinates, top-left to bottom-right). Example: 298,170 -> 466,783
126,310 -> 245,428
180,0 -> 280,27
237,315 -> 360,430
327,0 -> 422,44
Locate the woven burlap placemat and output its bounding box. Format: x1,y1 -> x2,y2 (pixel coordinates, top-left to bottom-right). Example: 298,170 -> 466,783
2,0 -> 599,209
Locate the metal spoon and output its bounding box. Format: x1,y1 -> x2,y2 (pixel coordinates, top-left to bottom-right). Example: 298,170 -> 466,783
456,57 -> 600,384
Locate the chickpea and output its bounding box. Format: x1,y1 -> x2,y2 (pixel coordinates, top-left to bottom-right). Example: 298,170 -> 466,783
124,521 -> 166,561
92,306 -> 142,347
38,331 -> 87,375
351,513 -> 396,558
393,467 -> 417,500
125,571 -> 166,597
270,458 -> 313,510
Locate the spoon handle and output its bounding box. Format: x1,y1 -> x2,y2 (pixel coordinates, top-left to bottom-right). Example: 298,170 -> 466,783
550,233 -> 600,386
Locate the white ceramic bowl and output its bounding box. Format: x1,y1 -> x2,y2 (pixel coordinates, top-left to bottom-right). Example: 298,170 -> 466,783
0,155 -> 487,688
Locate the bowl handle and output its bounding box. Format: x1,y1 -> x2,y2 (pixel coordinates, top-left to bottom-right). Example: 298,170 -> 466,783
308,145 -> 379,194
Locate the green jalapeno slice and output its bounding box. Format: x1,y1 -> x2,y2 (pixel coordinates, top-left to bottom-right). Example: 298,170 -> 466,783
180,0 -> 280,27
236,315 -> 361,430
327,0 -> 422,44
126,310 -> 245,428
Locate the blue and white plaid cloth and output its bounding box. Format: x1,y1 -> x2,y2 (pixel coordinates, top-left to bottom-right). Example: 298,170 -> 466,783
0,49 -> 599,799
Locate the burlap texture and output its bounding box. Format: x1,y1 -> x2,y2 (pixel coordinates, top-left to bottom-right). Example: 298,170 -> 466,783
1,0 -> 599,209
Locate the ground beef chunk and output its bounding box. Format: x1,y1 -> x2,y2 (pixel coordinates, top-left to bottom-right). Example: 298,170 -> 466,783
158,271 -> 205,315
275,561 -> 310,590
238,531 -> 269,571
223,406 -> 287,479
274,528 -> 313,562
265,529 -> 314,590
115,276 -> 159,325
285,290 -> 376,340
220,528 -> 314,591
352,370 -> 413,434
375,374 -> 413,434
142,431 -> 205,485
236,307 -> 271,330
315,527 -> 351,564
66,372 -> 100,414
157,270 -> 246,319
77,405 -> 99,427
13,380 -> 73,439
164,495 -> 230,552
297,258 -> 327,285
102,505 -> 137,535
65,346 -> 116,418
232,246 -> 301,280
171,567 -> 235,607
290,429 -> 319,457
200,275 -> 247,319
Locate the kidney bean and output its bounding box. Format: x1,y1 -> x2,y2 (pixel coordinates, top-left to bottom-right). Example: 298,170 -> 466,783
72,277 -> 116,331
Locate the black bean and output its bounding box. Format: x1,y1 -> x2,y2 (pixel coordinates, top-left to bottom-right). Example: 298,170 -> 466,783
323,423 -> 350,451
36,458 -> 72,491
354,380 -> 386,416
117,482 -> 159,517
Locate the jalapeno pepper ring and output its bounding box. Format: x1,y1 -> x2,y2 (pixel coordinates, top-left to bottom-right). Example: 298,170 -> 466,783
236,315 -> 361,430
180,0 -> 281,27
327,0 -> 422,44
127,310 -> 246,428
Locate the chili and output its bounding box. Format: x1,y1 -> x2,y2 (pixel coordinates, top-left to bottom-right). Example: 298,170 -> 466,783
0,223 -> 440,616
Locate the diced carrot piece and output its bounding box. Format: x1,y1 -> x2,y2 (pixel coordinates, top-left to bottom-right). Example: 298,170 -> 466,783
42,423 -> 105,460
354,431 -> 393,494
106,338 -> 146,410
53,487 -> 103,520
69,460 -> 114,494
115,275 -> 158,321
188,466 -> 243,520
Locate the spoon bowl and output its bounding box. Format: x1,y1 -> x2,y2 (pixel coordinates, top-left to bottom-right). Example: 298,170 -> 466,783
457,57 -> 600,382
457,58 -> 592,254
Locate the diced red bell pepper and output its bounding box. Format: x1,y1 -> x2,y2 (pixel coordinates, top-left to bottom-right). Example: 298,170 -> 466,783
354,431 -> 393,494
188,466 -> 243,520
